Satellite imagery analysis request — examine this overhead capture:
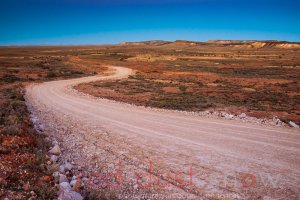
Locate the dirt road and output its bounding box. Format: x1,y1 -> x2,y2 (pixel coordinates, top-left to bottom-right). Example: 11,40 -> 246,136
26,66 -> 300,199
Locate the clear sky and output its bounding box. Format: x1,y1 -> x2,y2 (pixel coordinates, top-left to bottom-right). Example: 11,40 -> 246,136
0,0 -> 299,45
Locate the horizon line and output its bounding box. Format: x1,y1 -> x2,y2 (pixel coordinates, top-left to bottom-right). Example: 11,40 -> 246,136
1,39 -> 300,47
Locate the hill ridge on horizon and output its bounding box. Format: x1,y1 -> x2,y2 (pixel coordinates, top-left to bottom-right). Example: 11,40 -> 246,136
119,39 -> 300,48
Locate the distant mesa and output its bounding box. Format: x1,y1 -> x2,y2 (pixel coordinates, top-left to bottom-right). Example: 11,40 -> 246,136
119,40 -> 300,49
248,41 -> 300,49
207,40 -> 258,44
173,40 -> 202,46
119,40 -> 172,46
206,40 -> 300,49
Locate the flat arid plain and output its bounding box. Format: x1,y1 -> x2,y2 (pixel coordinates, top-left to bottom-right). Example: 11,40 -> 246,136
1,40 -> 300,199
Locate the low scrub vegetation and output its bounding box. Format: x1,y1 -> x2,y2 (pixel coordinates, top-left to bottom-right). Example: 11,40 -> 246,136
74,44 -> 300,123
0,86 -> 56,199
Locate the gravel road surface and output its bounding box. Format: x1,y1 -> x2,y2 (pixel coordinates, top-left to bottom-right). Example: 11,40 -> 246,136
26,66 -> 300,199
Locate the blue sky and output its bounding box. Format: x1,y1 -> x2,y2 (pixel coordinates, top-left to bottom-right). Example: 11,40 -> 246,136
0,0 -> 299,45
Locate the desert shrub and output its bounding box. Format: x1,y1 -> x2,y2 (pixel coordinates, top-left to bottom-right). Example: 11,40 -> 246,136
42,65 -> 50,70
126,88 -> 148,94
35,150 -> 47,166
63,70 -> 84,76
46,71 -> 57,78
35,133 -> 50,151
84,189 -> 118,200
128,74 -> 144,80
99,81 -> 119,87
150,93 -> 213,111
85,190 -> 107,200
9,100 -> 27,117
178,85 -> 187,92
9,88 -> 24,100
1,88 -> 27,136
1,74 -> 21,83
0,115 -> 4,125
1,124 -> 22,136
4,113 -> 20,125
72,70 -> 84,74
4,172 -> 20,189
35,183 -> 57,200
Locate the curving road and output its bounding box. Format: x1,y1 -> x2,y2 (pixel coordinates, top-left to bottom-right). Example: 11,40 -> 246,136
26,66 -> 300,199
